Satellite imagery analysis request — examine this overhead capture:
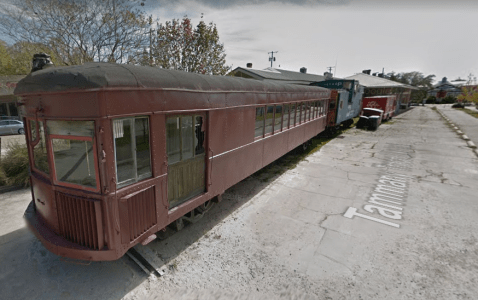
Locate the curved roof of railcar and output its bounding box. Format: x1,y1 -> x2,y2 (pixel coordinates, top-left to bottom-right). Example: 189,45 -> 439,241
14,63 -> 330,98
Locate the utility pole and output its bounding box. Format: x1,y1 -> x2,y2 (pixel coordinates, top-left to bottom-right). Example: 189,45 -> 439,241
326,66 -> 335,73
268,51 -> 278,68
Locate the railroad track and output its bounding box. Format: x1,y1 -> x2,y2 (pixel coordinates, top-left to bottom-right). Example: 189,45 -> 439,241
126,247 -> 165,277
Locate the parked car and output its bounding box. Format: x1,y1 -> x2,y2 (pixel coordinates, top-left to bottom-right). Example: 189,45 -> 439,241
0,120 -> 25,135
356,108 -> 384,130
451,102 -> 465,108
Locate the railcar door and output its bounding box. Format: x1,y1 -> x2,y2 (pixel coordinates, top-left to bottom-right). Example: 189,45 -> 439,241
166,114 -> 206,208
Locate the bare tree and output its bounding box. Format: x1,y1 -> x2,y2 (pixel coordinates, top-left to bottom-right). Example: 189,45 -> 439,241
0,0 -> 152,65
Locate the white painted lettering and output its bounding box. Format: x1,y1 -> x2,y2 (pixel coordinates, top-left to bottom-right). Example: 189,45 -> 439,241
343,207 -> 400,228
375,184 -> 404,195
363,205 -> 403,220
378,179 -> 407,188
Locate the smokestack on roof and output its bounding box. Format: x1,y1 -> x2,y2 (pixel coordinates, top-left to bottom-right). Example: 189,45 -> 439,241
31,53 -> 54,72
300,67 -> 307,74
246,63 -> 252,68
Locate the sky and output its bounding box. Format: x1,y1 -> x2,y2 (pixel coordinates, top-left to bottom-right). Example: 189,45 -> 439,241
142,0 -> 478,83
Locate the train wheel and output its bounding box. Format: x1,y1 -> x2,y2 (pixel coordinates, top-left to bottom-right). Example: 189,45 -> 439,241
196,200 -> 214,213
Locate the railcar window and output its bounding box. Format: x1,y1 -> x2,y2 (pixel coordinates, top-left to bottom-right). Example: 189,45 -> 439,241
265,106 -> 274,135
314,101 -> 319,118
306,103 -> 311,121
298,103 -> 303,124
290,104 -> 297,126
30,120 -> 37,141
48,120 -> 97,188
113,117 -> 152,188
255,107 -> 264,138
30,121 -> 49,174
167,115 -> 205,164
181,116 -> 194,160
135,118 -> 152,178
167,118 -> 181,164
282,104 -> 290,129
52,139 -> 96,188
274,105 -> 282,132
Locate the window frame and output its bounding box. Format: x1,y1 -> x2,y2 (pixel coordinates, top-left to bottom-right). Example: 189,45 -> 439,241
27,118 -> 51,178
274,105 -> 283,133
166,114 -> 206,165
113,116 -> 152,189
50,134 -> 100,192
254,107 -> 265,139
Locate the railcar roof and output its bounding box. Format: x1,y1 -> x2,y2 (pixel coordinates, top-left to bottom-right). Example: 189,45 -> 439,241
14,63 -> 329,95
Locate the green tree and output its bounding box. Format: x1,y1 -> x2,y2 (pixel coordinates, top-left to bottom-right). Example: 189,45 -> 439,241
457,86 -> 478,105
0,40 -> 13,75
0,0 -> 152,65
139,17 -> 230,75
387,71 -> 436,102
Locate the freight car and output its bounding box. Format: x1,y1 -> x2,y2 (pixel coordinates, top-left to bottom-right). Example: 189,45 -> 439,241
310,79 -> 363,131
362,95 -> 397,121
15,63 -> 334,261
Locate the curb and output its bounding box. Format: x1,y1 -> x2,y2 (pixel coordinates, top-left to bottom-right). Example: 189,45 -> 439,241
435,107 -> 478,157
0,185 -> 26,194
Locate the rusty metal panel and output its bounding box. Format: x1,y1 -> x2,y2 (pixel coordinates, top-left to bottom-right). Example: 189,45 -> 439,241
119,186 -> 157,244
56,192 -> 101,250
209,107 -> 255,155
31,175 -> 59,233
287,125 -> 306,152
210,141 -> 263,193
262,132 -> 289,167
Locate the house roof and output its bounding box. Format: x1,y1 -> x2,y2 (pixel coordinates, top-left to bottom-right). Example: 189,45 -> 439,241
345,73 -> 417,90
229,67 -> 329,85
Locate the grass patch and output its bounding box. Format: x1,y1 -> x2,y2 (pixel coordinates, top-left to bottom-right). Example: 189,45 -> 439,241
453,107 -> 478,119
0,141 -> 30,187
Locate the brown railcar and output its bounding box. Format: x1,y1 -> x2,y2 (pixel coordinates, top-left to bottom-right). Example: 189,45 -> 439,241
15,63 -> 333,261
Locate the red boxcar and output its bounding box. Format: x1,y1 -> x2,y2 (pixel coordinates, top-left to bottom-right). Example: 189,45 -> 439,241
362,95 -> 397,121
15,63 -> 333,261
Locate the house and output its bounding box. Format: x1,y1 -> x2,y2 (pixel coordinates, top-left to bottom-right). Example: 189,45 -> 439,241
427,77 -> 463,100
0,75 -> 25,120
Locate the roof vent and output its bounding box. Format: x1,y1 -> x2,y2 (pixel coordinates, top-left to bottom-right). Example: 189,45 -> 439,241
362,69 -> 371,75
300,67 -> 307,74
246,63 -> 253,68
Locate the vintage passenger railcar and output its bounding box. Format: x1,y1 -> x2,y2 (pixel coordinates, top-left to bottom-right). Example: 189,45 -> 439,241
310,79 -> 364,130
15,63 -> 333,261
